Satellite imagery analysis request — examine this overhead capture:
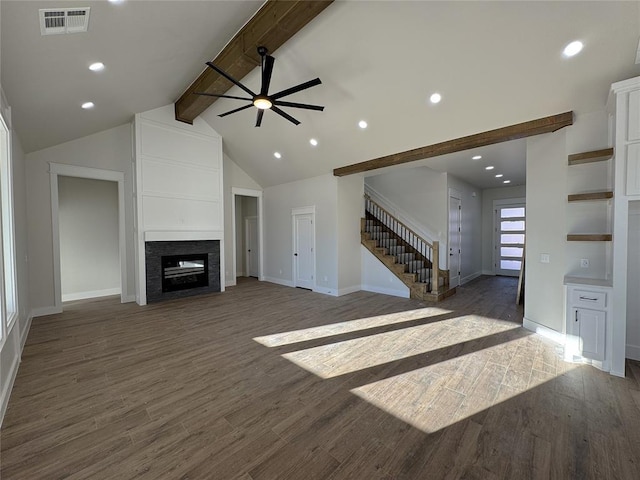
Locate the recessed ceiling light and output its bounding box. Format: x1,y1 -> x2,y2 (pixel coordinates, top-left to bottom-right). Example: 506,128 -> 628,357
429,93 -> 442,104
563,40 -> 583,58
358,120 -> 368,129
309,138 -> 318,147
495,174 -> 503,178
485,166 -> 494,170
89,62 -> 104,72
81,102 -> 94,109
503,180 -> 511,184
108,0 -> 125,3
472,155 -> 482,160
273,152 -> 282,159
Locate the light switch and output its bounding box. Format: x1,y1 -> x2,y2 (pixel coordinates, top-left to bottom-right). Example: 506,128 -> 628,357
540,253 -> 550,264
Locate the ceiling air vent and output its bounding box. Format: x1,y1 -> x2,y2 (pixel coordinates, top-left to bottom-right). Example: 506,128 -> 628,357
39,8 -> 90,36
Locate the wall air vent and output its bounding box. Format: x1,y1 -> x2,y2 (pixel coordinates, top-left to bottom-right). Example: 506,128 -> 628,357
39,8 -> 90,36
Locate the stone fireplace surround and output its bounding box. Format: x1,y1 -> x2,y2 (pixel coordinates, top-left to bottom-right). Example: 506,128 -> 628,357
145,240 -> 220,303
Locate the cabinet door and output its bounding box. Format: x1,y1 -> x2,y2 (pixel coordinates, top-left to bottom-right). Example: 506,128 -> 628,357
576,308 -> 606,361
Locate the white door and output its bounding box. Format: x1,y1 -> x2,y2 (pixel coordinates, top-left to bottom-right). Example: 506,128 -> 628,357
448,195 -> 462,287
293,213 -> 314,290
245,216 -> 259,278
575,307 -> 606,361
495,205 -> 526,276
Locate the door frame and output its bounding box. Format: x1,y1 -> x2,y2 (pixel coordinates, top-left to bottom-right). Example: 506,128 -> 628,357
492,197 -> 526,276
291,206 -> 315,290
245,216 -> 259,278
231,187 -> 263,285
50,163 -> 128,311
448,189 -> 462,287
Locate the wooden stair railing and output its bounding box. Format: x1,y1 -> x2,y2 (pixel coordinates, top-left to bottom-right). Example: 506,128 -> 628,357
362,194 -> 451,300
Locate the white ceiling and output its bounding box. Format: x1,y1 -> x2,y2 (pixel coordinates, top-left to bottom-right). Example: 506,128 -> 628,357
2,1 -> 640,190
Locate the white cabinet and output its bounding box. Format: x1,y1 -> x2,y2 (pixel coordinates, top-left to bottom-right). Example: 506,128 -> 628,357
565,280 -> 612,371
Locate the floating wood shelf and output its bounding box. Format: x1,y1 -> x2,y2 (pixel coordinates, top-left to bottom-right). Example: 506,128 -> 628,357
568,191 -> 613,202
568,148 -> 614,166
567,234 -> 613,242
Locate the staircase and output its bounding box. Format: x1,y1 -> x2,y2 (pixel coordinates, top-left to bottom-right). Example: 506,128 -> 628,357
361,195 -> 455,302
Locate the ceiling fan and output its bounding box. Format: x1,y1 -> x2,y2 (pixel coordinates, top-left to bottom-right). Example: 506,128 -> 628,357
195,46 -> 324,127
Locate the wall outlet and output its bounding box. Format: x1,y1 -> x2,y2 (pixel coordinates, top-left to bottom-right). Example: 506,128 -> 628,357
279,269 -> 282,275
323,276 -> 328,282
580,258 -> 589,268
540,253 -> 550,264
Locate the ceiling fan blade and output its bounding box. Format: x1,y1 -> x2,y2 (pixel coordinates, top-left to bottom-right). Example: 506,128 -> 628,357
261,55 -> 275,95
206,61 -> 256,97
273,100 -> 324,111
271,106 -> 300,125
218,103 -> 254,118
255,110 -> 264,127
194,92 -> 252,101
271,78 -> 322,100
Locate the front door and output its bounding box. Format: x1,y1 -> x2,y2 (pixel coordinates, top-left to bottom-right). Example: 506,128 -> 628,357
448,195 -> 462,287
293,212 -> 314,290
495,205 -> 526,276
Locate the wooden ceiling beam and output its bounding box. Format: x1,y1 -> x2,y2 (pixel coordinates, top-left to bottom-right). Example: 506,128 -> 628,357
333,111 -> 574,177
175,0 -> 334,124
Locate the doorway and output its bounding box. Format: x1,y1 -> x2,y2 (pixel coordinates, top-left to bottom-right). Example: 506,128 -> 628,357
231,187 -> 263,285
292,207 -> 315,290
448,191 -> 462,287
50,163 -> 127,311
494,199 -> 526,277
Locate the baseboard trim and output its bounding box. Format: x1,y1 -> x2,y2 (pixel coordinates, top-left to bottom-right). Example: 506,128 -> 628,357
0,351 -> 20,428
313,286 -> 337,296
337,285 -> 361,296
626,344 -> 640,362
361,284 -> 410,299
20,315 -> 33,350
461,271 -> 482,285
523,317 -> 565,345
264,277 -> 294,288
62,288 -> 121,302
225,279 -> 237,287
121,295 -> 136,303
31,306 -> 63,318
481,269 -> 495,276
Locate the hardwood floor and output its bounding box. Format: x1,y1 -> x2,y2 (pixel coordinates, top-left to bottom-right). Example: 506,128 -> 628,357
2,276 -> 640,479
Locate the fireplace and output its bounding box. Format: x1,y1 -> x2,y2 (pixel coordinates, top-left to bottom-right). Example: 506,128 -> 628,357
145,240 -> 220,302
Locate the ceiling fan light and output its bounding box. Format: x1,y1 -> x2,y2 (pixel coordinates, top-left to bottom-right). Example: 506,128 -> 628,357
254,97 -> 272,110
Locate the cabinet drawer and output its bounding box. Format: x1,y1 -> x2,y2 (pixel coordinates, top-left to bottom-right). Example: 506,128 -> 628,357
572,289 -> 607,309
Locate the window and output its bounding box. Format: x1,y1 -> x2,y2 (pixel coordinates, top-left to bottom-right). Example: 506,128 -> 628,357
0,111 -> 17,341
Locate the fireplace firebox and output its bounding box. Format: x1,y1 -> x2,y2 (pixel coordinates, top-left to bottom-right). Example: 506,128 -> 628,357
162,254 -> 208,292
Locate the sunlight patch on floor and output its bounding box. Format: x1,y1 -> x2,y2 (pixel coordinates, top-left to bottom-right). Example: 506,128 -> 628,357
253,307 -> 452,347
350,335 -> 577,433
280,314 -> 521,379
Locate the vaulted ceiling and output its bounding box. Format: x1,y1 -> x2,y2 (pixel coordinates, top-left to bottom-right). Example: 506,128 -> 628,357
2,1 -> 640,189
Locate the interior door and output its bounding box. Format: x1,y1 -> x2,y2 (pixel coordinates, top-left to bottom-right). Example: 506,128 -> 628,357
245,216 -> 259,278
495,205 -> 526,276
448,195 -> 461,287
293,213 -> 314,290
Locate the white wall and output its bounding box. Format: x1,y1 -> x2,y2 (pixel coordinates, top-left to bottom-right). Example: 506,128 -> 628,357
447,174 -> 482,284
25,123 -> 135,313
58,176 -> 120,301
525,131 -> 567,333
365,166 -> 448,246
627,200 -> 640,360
361,246 -> 410,298
481,185 -> 527,274
264,174 -> 338,294
337,175 -> 364,294
223,153 -> 262,286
